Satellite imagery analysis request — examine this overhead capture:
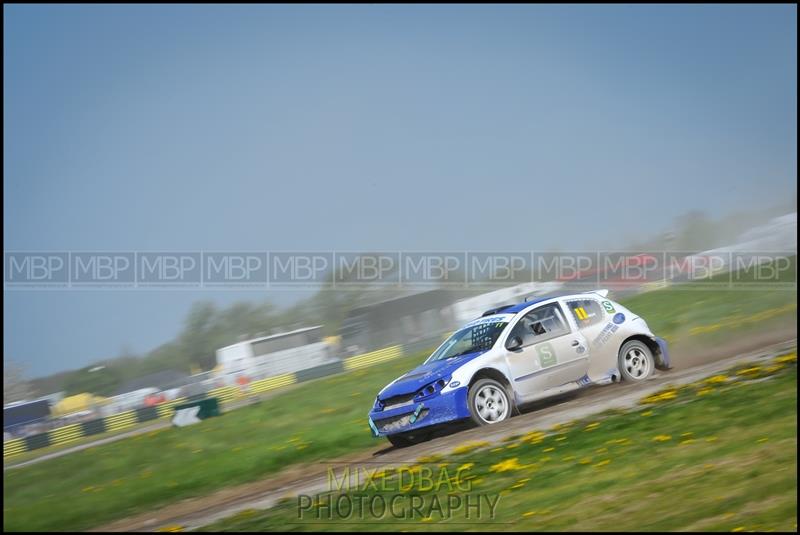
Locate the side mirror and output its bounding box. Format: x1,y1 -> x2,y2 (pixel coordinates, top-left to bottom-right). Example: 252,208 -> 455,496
506,335 -> 523,351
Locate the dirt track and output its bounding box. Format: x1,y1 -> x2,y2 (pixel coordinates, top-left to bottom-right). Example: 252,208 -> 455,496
93,329 -> 797,532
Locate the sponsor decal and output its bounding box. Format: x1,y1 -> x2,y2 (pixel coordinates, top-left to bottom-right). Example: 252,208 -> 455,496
613,313 -> 626,324
591,322 -> 620,349
536,343 -> 558,367
602,301 -> 615,313
463,314 -> 514,328
172,406 -> 201,427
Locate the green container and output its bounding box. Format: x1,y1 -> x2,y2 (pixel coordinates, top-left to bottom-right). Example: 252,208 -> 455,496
173,397 -> 221,420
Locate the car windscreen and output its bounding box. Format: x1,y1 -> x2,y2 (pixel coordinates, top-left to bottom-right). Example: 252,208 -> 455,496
426,318 -> 509,362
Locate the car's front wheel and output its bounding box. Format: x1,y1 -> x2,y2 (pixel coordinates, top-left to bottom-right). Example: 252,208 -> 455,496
618,340 -> 655,382
468,378 -> 513,426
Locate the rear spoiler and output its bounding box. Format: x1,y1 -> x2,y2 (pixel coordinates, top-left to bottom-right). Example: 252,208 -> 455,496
586,289 -> 609,298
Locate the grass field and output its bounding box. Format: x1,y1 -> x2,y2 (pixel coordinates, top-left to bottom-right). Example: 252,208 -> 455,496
199,353 -> 798,532
3,259 -> 796,532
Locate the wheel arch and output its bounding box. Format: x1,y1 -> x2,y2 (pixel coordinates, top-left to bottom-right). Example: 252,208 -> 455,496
468,367 -> 512,391
467,366 -> 519,419
619,334 -> 669,370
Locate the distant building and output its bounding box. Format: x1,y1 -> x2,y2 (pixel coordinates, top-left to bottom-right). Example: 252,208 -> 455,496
115,370 -> 190,396
215,325 -> 337,383
338,290 -> 466,354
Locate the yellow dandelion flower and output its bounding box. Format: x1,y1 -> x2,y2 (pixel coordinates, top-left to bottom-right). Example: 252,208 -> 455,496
652,435 -> 672,442
489,458 -> 524,473
774,353 -> 797,363
584,422 -> 600,431
523,430 -> 547,444
594,459 -> 611,467
705,375 -> 728,384
452,440 -> 490,455
543,447 -> 555,452
736,367 -> 761,376
523,511 -> 537,517
641,389 -> 678,404
640,410 -> 654,417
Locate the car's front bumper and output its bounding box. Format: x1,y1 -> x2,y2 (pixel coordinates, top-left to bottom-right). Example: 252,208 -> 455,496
368,386 -> 471,437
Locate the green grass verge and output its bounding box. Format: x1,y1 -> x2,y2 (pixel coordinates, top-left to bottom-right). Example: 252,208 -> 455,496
199,353 -> 798,532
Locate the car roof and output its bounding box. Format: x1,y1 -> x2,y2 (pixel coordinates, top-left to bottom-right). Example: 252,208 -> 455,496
501,296 -> 551,314
481,289 -> 611,318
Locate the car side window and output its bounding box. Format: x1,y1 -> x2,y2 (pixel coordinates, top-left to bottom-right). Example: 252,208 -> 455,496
507,303 -> 570,348
567,299 -> 604,328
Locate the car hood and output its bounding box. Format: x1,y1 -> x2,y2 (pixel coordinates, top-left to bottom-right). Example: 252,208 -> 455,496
377,350 -> 486,399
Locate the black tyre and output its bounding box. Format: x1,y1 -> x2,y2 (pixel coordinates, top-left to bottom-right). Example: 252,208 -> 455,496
468,378 -> 514,426
618,340 -> 655,382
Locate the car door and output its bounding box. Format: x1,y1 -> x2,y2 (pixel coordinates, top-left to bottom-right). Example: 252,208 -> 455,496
564,297 -> 620,379
503,302 -> 590,400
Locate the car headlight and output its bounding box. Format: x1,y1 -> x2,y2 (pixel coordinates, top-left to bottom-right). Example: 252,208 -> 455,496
414,376 -> 451,401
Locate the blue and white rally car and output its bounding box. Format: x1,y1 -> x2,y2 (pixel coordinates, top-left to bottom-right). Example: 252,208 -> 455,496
368,290 -> 670,447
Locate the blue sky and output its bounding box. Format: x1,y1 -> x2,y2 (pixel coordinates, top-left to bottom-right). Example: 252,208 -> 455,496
4,4 -> 797,377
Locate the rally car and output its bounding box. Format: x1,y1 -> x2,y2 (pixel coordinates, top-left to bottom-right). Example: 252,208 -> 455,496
368,290 -> 670,447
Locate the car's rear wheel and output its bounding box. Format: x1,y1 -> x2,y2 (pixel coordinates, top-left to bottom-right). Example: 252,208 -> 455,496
468,378 -> 513,426
618,340 -> 655,382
